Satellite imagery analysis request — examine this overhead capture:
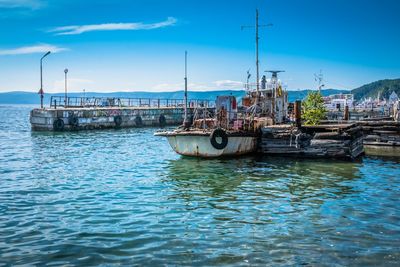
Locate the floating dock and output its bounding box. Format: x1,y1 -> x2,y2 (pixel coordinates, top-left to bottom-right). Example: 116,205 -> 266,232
260,123 -> 364,160
259,119 -> 400,159
30,96 -> 214,131
361,120 -> 400,157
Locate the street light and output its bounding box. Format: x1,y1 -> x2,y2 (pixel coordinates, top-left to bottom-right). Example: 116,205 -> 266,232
64,68 -> 68,107
39,51 -> 51,109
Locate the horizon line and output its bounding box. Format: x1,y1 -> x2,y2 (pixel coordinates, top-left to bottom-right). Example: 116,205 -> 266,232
0,88 -> 352,94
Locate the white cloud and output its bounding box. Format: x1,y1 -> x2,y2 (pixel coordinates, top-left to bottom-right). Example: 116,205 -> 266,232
152,80 -> 244,92
213,80 -> 244,89
52,78 -> 94,93
0,0 -> 44,9
152,82 -> 213,92
152,83 -> 181,91
0,44 -> 68,55
48,17 -> 177,35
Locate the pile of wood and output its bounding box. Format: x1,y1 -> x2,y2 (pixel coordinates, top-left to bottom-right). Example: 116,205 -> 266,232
260,125 -> 310,155
360,121 -> 400,155
306,126 -> 364,159
260,123 -> 364,159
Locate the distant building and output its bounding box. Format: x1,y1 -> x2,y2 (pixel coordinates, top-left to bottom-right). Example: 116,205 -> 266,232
323,93 -> 354,110
389,91 -> 399,104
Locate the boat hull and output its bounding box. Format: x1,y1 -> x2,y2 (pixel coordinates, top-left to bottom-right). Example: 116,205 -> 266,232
164,134 -> 257,157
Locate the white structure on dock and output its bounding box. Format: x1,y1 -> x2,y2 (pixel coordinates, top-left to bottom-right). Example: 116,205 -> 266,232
389,91 -> 399,104
324,93 -> 354,110
243,71 -> 288,124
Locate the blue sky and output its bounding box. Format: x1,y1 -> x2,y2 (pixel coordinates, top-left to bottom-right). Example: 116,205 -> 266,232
0,0 -> 399,93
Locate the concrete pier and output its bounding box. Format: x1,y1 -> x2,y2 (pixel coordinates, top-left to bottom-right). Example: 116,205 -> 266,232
30,96 -> 214,131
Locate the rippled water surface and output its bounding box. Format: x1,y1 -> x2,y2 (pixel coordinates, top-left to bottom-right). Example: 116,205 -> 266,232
1,105 -> 400,266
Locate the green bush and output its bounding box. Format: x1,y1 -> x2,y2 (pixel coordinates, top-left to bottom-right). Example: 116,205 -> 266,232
302,91 -> 327,125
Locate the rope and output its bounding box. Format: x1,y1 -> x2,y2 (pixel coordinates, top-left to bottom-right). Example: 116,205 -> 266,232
295,133 -> 301,149
290,131 -> 293,147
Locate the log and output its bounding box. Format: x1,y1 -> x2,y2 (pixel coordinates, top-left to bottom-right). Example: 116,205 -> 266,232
372,130 -> 399,134
313,132 -> 352,140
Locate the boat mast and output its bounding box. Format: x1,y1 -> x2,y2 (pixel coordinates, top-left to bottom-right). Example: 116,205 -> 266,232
255,9 -> 260,103
184,51 -> 188,125
314,70 -> 324,92
242,9 -> 272,106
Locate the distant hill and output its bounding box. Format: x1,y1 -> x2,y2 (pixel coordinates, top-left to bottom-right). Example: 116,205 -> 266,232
0,90 -> 245,105
288,89 -> 349,102
351,79 -> 400,100
0,89 -> 348,105
3,78 -> 400,105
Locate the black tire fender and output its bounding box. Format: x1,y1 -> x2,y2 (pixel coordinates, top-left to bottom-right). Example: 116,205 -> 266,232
159,114 -> 166,127
135,115 -> 143,127
53,118 -> 65,131
69,116 -> 79,127
114,115 -> 122,127
210,128 -> 228,150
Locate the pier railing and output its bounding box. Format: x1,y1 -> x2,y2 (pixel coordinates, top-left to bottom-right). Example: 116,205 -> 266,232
49,96 -> 215,109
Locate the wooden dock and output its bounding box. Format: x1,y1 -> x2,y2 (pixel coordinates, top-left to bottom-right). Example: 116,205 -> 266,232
259,123 -> 364,160
360,120 -> 400,157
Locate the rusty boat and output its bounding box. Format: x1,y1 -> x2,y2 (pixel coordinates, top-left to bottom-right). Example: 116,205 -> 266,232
155,95 -> 259,157
157,129 -> 258,157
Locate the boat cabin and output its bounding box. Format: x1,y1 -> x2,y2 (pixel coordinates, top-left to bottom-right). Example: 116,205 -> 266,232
242,71 -> 288,124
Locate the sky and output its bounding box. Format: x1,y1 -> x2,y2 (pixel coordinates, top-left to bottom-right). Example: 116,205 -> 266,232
0,0 -> 399,93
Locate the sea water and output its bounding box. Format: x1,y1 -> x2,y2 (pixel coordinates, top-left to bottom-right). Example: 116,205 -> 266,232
0,105 -> 399,266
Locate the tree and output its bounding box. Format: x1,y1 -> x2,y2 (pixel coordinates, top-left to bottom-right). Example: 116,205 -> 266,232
302,91 -> 327,125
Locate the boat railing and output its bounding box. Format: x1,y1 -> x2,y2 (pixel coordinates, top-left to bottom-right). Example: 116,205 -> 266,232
244,82 -> 283,92
191,107 -> 265,131
49,96 -> 215,109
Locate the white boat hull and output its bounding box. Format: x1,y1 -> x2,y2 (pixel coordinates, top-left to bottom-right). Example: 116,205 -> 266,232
164,134 -> 257,157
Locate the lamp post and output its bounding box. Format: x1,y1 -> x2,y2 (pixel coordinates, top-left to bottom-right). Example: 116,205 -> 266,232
39,51 -> 51,109
83,89 -> 86,106
64,68 -> 68,107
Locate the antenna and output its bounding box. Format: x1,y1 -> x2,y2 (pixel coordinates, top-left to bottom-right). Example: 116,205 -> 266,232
266,70 -> 285,79
241,9 -> 273,104
314,70 -> 325,91
265,70 -> 285,122
246,69 -> 251,91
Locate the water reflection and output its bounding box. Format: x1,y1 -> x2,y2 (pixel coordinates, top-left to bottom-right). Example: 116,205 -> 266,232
164,155 -> 362,205
160,155 -> 378,266
163,157 -> 253,197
